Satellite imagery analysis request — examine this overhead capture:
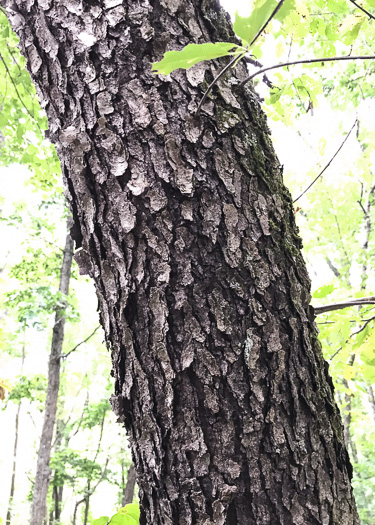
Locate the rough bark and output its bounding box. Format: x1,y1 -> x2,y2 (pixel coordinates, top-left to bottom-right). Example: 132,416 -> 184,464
2,1 -> 359,523
122,463 -> 137,506
29,221 -> 74,525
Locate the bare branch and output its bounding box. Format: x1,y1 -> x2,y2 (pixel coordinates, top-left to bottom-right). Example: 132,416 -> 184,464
349,0 -> 375,20
358,199 -> 367,215
293,119 -> 358,203
240,54 -> 375,86
59,325 -> 101,359
350,315 -> 375,337
315,296 -> 375,315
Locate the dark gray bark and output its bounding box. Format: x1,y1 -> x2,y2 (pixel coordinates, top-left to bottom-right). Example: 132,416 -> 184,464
29,221 -> 74,525
122,463 -> 137,506
2,1 -> 359,523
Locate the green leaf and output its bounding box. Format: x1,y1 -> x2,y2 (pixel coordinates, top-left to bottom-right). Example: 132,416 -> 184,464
233,0 -> 278,46
91,517 -> 109,525
274,0 -> 296,22
151,42 -> 242,75
119,505 -> 140,523
313,284 -> 335,299
327,0 -> 349,14
109,513 -> 137,525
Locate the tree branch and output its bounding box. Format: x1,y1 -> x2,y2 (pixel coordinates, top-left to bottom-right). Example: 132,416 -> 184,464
293,119 -> 358,203
315,296 -> 375,315
349,0 -> 375,21
241,54 -> 375,86
59,325 -> 101,359
350,315 -> 375,337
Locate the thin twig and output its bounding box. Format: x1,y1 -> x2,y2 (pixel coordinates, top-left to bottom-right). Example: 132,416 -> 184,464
249,0 -> 287,47
329,346 -> 343,360
293,119 -> 358,203
196,52 -> 244,116
315,296 -> 375,315
350,315 -> 375,337
240,54 -> 375,86
358,200 -> 367,215
349,0 -> 375,20
59,325 -> 101,359
0,51 -> 43,134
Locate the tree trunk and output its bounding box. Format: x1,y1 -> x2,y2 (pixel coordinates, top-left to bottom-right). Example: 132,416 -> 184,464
29,221 -> 74,525
3,1 -> 359,523
51,416 -> 66,524
6,401 -> 21,525
6,339 -> 26,525
122,464 -> 137,506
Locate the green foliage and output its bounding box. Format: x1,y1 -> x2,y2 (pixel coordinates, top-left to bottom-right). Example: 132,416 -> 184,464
50,449 -> 103,487
313,283 -> 335,299
233,0 -> 277,45
0,11 -> 61,197
92,505 -> 140,525
6,375 -> 47,408
81,398 -> 111,430
151,42 -> 244,75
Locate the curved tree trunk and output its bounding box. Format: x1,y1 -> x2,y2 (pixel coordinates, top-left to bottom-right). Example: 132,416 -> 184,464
3,1 -> 359,523
29,222 -> 74,525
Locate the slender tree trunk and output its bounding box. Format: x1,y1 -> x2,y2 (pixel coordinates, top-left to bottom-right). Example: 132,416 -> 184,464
122,464 -> 136,506
83,482 -> 90,525
29,221 -> 74,525
6,402 -> 21,525
6,338 -> 26,525
367,384 -> 375,424
3,1 -> 359,523
51,416 -> 65,524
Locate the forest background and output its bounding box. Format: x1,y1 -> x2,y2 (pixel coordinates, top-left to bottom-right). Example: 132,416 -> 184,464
1,0 -> 375,523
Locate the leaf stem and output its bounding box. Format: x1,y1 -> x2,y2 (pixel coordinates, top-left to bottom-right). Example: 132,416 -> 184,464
240,54 -> 375,86
196,51 -> 245,116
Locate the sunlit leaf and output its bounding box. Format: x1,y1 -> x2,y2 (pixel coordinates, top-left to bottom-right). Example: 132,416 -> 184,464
119,505 -> 140,523
151,43 -> 242,75
109,513 -> 137,525
91,517 -> 109,525
233,0 -> 277,45
313,284 -> 335,299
